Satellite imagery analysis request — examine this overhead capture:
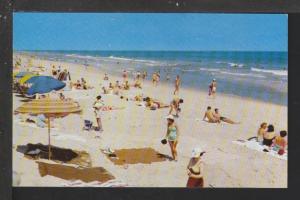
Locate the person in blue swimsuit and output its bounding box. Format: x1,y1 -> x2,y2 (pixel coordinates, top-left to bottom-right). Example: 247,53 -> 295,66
164,115 -> 180,161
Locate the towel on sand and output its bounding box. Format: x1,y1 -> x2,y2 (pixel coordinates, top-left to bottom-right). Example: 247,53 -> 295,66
232,140 -> 287,160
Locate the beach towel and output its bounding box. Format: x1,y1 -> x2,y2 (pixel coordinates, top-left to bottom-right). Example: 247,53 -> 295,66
232,139 -> 287,160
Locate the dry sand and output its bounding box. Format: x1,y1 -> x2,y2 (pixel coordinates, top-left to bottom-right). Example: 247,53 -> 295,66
13,54 -> 287,187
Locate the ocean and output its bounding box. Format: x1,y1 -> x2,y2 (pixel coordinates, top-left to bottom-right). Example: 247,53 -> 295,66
17,50 -> 288,105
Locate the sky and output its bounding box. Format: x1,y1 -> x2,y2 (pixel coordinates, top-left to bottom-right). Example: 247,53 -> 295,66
13,13 -> 287,51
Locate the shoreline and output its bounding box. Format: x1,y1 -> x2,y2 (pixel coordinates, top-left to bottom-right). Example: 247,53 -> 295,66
14,52 -> 287,108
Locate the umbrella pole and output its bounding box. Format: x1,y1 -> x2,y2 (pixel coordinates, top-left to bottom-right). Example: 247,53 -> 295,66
48,116 -> 51,160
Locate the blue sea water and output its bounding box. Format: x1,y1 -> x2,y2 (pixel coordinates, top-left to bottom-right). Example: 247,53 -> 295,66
17,50 -> 288,105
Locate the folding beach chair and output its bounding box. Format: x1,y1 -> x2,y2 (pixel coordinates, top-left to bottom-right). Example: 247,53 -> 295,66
83,120 -> 93,131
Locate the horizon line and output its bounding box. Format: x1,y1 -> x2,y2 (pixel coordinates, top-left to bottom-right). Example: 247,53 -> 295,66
13,49 -> 288,52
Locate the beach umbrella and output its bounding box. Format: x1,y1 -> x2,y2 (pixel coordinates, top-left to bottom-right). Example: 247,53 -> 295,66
19,74 -> 38,85
14,71 -> 32,78
15,98 -> 82,159
26,76 -> 66,95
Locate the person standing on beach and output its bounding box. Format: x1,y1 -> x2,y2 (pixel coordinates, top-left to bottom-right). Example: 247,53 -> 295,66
186,147 -> 205,188
173,75 -> 181,95
208,79 -> 217,98
122,70 -> 128,82
142,71 -> 147,80
93,95 -> 104,133
152,73 -> 157,86
164,115 -> 179,161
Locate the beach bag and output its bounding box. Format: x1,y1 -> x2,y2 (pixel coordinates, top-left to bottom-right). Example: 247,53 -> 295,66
161,139 -> 167,145
83,120 -> 93,131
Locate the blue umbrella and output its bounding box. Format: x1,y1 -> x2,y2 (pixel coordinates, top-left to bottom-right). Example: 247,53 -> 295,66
26,76 -> 66,95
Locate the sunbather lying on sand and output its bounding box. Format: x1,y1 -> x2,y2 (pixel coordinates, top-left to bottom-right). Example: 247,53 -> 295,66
120,94 -> 144,102
213,108 -> 240,124
202,106 -> 218,123
143,97 -> 169,110
102,86 -> 113,94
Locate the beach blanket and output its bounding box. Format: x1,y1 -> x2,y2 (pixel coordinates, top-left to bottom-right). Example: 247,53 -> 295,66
232,140 -> 287,160
62,179 -> 129,187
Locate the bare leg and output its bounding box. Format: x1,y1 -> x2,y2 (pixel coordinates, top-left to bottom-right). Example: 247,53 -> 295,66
169,141 -> 176,160
222,117 -> 239,124
97,117 -> 103,130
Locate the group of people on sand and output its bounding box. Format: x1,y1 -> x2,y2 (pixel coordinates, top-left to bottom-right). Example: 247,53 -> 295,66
203,106 -> 239,124
256,123 -> 287,155
71,78 -> 93,90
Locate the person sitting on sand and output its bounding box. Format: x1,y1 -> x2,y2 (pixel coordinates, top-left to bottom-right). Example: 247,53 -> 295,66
186,147 -> 205,188
164,115 -> 179,161
59,93 -> 72,101
272,130 -> 287,155
52,65 -> 57,77
202,106 -> 218,123
74,80 -> 82,89
213,108 -> 240,124
169,96 -> 184,117
134,79 -> 142,89
257,122 -> 268,143
104,73 -> 109,81
93,95 -> 104,132
123,80 -> 130,90
109,82 -> 114,89
263,124 -> 276,147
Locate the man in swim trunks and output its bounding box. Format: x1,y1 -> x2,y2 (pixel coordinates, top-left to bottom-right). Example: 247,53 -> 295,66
203,106 -> 218,123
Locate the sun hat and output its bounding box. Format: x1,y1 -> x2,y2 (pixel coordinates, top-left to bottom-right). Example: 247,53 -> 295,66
191,147 -> 205,158
165,114 -> 174,120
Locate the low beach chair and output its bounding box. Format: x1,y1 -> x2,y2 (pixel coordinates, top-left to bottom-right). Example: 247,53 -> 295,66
83,120 -> 93,131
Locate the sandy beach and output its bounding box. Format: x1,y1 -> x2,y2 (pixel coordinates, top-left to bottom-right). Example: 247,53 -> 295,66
13,53 -> 287,188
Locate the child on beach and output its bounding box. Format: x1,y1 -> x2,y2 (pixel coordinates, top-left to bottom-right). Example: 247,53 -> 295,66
272,130 -> 287,155
164,115 -> 179,161
186,147 -> 205,188
93,95 -> 104,133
